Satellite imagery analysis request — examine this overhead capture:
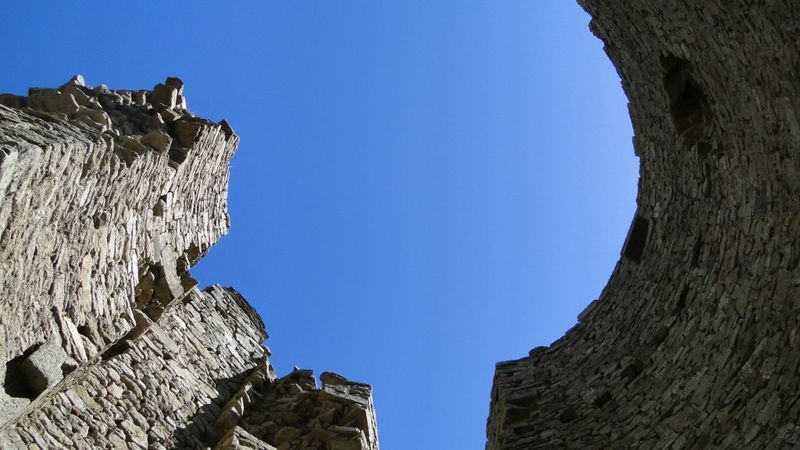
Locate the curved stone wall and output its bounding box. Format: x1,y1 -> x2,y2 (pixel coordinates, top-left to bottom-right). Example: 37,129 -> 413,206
487,1 -> 800,448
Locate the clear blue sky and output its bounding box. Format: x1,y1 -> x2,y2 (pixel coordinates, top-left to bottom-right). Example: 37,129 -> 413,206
0,2 -> 637,448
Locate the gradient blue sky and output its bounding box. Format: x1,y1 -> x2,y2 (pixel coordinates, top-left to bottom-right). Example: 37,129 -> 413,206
1,2 -> 637,448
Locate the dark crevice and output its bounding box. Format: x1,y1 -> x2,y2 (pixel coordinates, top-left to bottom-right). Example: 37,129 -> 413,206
101,339 -> 133,361
649,325 -> 670,347
77,325 -> 92,338
594,391 -> 613,409
673,284 -> 690,315
60,360 -> 78,377
558,407 -> 578,423
691,238 -> 703,267
620,359 -> 644,385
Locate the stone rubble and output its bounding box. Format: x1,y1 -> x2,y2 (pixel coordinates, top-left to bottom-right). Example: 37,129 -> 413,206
0,76 -> 378,449
232,370 -> 379,450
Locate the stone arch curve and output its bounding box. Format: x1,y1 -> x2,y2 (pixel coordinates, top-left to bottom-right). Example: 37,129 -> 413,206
487,2 -> 800,448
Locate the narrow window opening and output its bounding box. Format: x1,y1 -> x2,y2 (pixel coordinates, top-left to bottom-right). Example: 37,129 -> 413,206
661,55 -> 712,147
622,215 -> 650,261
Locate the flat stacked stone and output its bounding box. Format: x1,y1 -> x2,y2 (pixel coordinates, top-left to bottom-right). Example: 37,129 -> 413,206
0,77 -> 379,449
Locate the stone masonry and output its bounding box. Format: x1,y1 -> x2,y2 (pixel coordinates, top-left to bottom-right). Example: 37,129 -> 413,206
0,77 -> 378,449
3,2 -> 795,449
487,1 -> 800,448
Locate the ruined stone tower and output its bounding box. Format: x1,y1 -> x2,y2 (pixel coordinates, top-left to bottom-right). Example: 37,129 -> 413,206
0,1 -> 797,449
0,77 -> 378,449
488,1 -> 800,448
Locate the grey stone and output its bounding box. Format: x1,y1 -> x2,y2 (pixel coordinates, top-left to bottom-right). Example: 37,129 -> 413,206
164,77 -> 184,95
487,2 -> 800,449
159,108 -> 182,123
173,120 -> 205,147
27,91 -> 80,114
151,83 -> 177,108
141,130 -> 172,153
19,342 -> 68,397
59,74 -> 86,89
73,106 -> 112,130
0,94 -> 22,108
0,76 -> 378,450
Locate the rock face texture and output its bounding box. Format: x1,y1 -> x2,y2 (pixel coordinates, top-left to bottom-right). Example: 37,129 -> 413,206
487,1 -> 800,449
0,78 -> 378,449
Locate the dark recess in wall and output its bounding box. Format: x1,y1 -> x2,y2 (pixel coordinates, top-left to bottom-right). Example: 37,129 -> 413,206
661,55 -> 712,147
3,344 -> 42,400
622,214 -> 649,261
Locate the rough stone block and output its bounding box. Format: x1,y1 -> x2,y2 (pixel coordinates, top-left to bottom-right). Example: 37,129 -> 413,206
19,342 -> 67,397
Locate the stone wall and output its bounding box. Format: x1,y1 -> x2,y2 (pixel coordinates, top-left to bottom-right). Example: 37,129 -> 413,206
487,1 -> 800,448
0,78 -> 378,449
0,286 -> 270,449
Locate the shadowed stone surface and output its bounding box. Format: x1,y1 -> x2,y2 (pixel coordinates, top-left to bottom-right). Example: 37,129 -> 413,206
487,1 -> 800,449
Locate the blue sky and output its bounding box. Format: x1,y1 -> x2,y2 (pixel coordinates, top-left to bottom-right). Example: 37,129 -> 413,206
1,2 -> 637,448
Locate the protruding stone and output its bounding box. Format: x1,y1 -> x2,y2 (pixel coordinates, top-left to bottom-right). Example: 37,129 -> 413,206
74,106 -> 112,130
151,83 -> 177,109
164,77 -> 184,95
127,310 -> 153,340
60,74 -> 86,89
92,84 -> 111,95
320,371 -> 352,387
118,136 -> 149,156
0,94 -> 22,109
175,94 -> 187,110
141,130 -> 172,153
61,85 -> 91,107
219,119 -> 235,139
159,108 -> 182,123
19,342 -> 68,397
131,90 -> 147,105
27,91 -> 80,114
173,120 -> 205,147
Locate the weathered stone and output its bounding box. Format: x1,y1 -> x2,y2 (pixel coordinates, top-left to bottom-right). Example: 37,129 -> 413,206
73,106 -> 112,130
27,90 -> 80,114
151,83 -> 177,108
0,395 -> 30,425
61,85 -> 91,107
127,309 -> 153,340
487,2 -> 800,449
215,426 -> 278,450
164,76 -> 184,95
0,76 -> 377,450
219,119 -> 235,139
19,342 -> 68,397
173,120 -> 206,147
159,108 -> 182,123
0,94 -> 22,108
131,90 -> 147,105
141,129 -> 172,153
233,369 -> 379,450
59,74 -> 86,89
